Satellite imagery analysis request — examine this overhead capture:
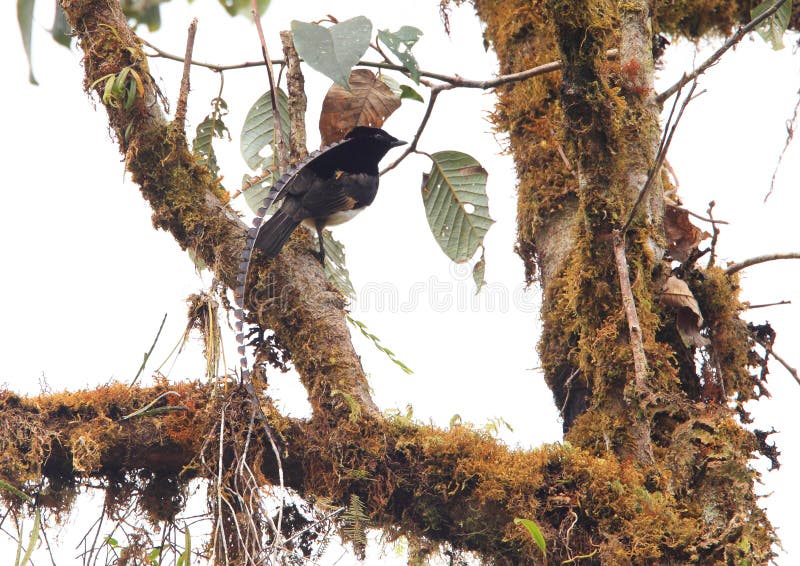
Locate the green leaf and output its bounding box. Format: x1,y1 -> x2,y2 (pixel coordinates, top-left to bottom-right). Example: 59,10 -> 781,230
51,5 -> 71,48
347,315 -> 413,375
400,85 -> 424,103
377,26 -> 423,84
422,151 -> 493,263
242,171 -> 279,215
751,0 -> 792,50
193,99 -> 230,179
473,248 -> 486,293
291,17 -> 372,88
19,508 -> 40,566
104,536 -> 118,547
322,231 -> 356,300
16,0 -> 38,85
379,75 -> 402,96
240,89 -> 290,171
514,517 -> 546,558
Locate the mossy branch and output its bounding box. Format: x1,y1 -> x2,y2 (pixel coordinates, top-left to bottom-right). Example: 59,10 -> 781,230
0,383 -> 749,564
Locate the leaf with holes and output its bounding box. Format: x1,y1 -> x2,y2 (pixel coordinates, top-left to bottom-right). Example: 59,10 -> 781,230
422,151 -> 493,263
240,89 -> 290,171
751,0 -> 792,50
193,99 -> 230,179
291,16 -> 372,88
319,69 -> 401,145
378,26 -> 423,83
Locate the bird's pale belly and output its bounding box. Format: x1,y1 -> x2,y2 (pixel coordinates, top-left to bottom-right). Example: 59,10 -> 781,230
302,208 -> 363,229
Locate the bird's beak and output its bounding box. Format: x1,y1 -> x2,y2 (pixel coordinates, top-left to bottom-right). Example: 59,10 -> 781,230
391,139 -> 407,148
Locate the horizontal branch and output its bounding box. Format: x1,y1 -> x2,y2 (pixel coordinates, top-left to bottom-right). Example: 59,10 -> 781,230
143,37 -> 618,90
0,381 -> 696,564
725,252 -> 800,275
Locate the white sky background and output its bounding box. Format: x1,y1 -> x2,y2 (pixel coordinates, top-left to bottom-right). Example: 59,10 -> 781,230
1,0 -> 799,563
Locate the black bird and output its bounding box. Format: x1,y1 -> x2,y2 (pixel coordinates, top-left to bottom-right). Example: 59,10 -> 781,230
253,126 -> 406,262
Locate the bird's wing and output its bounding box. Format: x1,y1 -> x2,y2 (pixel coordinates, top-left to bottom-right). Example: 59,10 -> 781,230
297,171 -> 377,219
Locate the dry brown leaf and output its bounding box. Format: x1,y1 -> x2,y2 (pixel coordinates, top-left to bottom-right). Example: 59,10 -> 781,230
319,69 -> 401,145
660,276 -> 710,347
664,204 -> 711,262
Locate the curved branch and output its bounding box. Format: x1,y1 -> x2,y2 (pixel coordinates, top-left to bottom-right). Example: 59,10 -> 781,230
725,252 -> 800,275
381,84 -> 449,174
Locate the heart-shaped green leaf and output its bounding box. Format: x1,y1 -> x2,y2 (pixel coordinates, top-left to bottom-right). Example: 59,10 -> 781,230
291,17 -> 372,88
422,151 -> 493,263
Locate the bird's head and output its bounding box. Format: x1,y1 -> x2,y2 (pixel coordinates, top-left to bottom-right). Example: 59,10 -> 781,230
345,126 -> 406,149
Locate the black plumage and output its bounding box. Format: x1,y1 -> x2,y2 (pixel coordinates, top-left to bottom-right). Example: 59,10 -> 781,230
253,126 -> 405,262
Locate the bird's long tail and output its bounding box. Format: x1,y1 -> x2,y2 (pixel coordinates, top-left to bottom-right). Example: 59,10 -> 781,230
253,206 -> 300,259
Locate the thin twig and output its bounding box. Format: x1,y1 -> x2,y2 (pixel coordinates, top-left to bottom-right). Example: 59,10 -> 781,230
766,89 -> 800,201
746,300 -> 791,309
725,252 -> 800,275
622,80 -> 697,233
174,18 -> 198,132
706,201 -> 720,268
756,337 -> 800,387
676,206 -> 729,225
381,84 -> 450,174
656,0 -> 789,104
251,4 -> 288,168
142,36 -> 617,90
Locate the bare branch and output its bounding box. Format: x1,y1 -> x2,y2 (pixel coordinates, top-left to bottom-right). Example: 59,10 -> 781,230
174,18 -> 198,132
765,89 -> 800,201
746,300 -> 791,309
623,80 -> 697,233
656,0 -> 790,104
381,84 -> 451,174
752,334 -> 800,387
706,200 -> 721,268
725,253 -> 800,275
611,230 -> 654,466
251,4 -> 288,168
142,36 -> 617,91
